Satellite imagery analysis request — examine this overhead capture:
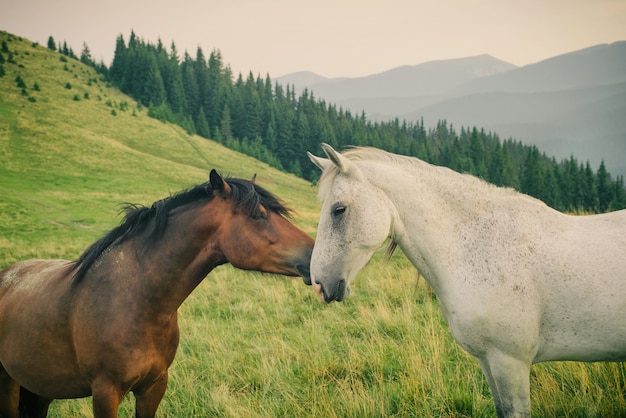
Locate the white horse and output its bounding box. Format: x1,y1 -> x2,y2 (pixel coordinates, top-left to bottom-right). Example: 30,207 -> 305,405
307,143 -> 626,418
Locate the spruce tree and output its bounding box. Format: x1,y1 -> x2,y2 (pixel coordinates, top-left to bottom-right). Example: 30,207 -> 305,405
80,42 -> 94,67
165,41 -> 187,115
542,163 -> 562,210
487,141 -> 504,186
582,161 -> 598,212
196,106 -> 211,138
241,72 -> 262,141
220,105 -> 233,142
140,51 -> 165,107
194,46 -> 209,120
181,53 -> 200,124
469,127 -> 487,179
522,147 -> 545,200
109,35 -> 127,86
47,36 -> 56,51
596,161 -> 611,212
206,50 -> 229,131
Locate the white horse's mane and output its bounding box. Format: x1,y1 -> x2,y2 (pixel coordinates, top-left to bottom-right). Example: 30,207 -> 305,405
317,146 -> 548,209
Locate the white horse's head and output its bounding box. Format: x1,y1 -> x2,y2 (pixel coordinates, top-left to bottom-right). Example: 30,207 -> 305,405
307,143 -> 395,303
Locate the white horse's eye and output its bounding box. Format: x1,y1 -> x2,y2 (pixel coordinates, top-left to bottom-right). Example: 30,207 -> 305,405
332,205 -> 346,217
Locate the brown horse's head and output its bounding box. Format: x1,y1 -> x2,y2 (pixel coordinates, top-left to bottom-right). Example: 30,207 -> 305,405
208,170 -> 314,282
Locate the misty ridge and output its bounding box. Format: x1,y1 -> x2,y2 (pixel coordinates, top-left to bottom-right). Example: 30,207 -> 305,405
276,41 -> 626,178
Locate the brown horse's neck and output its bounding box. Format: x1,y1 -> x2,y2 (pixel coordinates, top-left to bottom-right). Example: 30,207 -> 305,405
118,202 -> 224,320
151,204 -> 227,311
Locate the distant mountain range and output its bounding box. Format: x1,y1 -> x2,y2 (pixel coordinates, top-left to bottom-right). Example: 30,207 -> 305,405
276,42 -> 626,178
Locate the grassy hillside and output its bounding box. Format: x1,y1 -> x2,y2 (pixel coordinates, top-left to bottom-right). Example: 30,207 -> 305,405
0,31 -> 319,266
1,31 -> 625,417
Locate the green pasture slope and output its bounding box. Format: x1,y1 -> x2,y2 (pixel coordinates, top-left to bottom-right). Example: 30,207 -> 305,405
1,31 -> 624,417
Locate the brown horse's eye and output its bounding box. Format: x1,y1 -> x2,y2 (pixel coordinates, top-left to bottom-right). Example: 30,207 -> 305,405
257,205 -> 268,220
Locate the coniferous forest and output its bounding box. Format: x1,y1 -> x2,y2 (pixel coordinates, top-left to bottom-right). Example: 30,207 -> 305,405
64,32 -> 626,213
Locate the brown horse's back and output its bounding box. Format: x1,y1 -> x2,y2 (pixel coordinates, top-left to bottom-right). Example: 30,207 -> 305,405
0,259 -> 90,399
0,259 -> 73,293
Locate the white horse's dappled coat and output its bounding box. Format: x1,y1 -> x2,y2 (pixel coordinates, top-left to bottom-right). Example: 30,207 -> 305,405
307,144 -> 626,418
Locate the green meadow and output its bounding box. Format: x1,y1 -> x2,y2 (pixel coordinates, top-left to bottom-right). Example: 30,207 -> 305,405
1,31 -> 624,417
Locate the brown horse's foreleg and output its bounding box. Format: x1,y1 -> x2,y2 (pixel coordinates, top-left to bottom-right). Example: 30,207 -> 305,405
17,388 -> 51,418
133,372 -> 168,418
91,378 -> 123,418
0,365 -> 19,418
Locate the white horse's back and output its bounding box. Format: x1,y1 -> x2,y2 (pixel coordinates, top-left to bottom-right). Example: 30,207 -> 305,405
534,210 -> 626,362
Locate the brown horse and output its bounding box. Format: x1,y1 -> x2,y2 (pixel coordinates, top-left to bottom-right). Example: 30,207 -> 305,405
0,170 -> 314,418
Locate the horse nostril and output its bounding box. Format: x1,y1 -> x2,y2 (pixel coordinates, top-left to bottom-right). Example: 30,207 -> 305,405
334,279 -> 347,302
312,279 -> 326,301
322,286 -> 334,304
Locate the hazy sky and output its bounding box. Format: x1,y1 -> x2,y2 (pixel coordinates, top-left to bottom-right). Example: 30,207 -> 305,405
2,0 -> 626,78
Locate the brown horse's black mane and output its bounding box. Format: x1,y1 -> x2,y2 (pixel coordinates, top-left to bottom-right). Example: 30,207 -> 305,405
71,177 -> 291,283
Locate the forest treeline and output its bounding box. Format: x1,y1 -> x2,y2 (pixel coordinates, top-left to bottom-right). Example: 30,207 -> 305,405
51,32 -> 626,213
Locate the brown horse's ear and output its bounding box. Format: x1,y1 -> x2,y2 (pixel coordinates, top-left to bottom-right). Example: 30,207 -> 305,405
251,173 -> 257,184
209,169 -> 232,198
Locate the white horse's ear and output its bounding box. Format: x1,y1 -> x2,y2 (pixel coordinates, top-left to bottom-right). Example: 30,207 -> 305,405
321,143 -> 353,175
307,151 -> 331,171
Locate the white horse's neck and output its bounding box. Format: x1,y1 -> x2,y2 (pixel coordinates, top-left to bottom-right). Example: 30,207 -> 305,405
355,156 -> 557,293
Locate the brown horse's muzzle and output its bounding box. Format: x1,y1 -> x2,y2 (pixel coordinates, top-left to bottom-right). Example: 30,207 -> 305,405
298,264 -> 311,285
